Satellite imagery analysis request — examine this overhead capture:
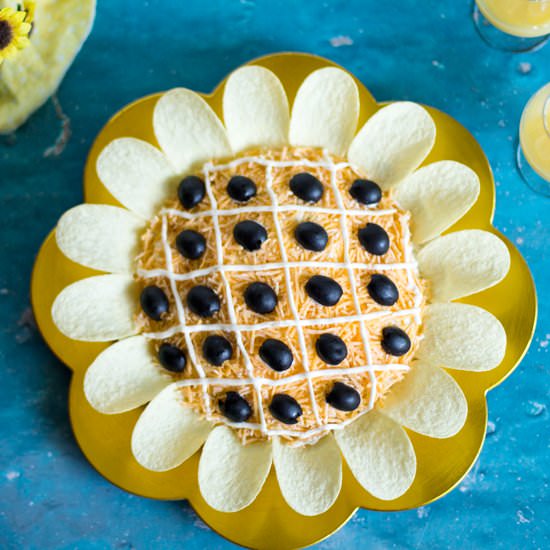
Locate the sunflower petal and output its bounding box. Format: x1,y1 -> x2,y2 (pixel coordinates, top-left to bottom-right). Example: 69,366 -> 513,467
56,204 -> 143,274
335,410 -> 416,500
395,161 -> 480,243
223,65 -> 289,152
418,230 -> 510,301
348,102 -> 436,190
84,336 -> 172,414
273,435 -> 342,516
198,425 -> 272,512
153,88 -> 232,172
51,275 -> 136,342
96,138 -> 177,218
381,362 -> 467,438
131,384 -> 211,471
289,67 -> 359,156
418,303 -> 506,372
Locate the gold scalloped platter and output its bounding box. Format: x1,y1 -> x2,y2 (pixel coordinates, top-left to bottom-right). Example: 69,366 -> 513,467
31,53 -> 537,549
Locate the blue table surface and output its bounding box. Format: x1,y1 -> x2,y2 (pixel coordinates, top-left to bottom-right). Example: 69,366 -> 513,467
1,1 -> 549,548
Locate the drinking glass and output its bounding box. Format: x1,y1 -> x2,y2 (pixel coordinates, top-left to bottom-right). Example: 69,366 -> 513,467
473,0 -> 550,52
517,83 -> 550,196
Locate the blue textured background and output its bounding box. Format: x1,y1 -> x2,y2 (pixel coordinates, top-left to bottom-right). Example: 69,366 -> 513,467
1,1 -> 549,548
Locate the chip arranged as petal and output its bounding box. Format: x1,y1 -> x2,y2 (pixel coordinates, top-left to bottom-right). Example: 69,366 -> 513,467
198,425 -> 272,512
395,161 -> 480,243
289,67 -> 359,156
153,88 -> 232,173
273,435 -> 342,516
418,229 -> 511,301
131,384 -> 212,471
56,204 -> 143,273
418,303 -> 506,371
335,410 -> 416,500
381,362 -> 467,438
223,66 -> 290,152
52,274 -> 137,342
348,102 -> 436,190
84,336 -> 172,414
96,138 -> 178,218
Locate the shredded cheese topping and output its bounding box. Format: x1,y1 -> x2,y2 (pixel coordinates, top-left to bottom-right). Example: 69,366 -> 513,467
135,147 -> 427,446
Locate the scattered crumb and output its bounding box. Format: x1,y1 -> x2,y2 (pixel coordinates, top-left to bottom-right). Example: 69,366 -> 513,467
498,120 -> 506,128
330,35 -> 353,47
0,288 -> 8,295
431,60 -> 445,70
515,237 -> 524,245
5,471 -> 20,481
417,507 -> 429,519
486,420 -> 496,435
517,62 -> 532,75
516,508 -> 533,524
525,401 -> 546,417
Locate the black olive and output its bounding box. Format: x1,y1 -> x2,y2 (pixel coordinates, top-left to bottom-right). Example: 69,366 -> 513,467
178,176 -> 205,209
315,333 -> 348,365
140,285 -> 169,321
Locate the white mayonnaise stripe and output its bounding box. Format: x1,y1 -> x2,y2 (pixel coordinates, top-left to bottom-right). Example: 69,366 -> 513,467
143,307 -> 421,339
144,153 -> 422,440
161,215 -> 211,414
138,260 -> 416,282
264,163 -> 321,425
202,163 -> 269,433
175,363 -> 409,389
162,204 -> 396,220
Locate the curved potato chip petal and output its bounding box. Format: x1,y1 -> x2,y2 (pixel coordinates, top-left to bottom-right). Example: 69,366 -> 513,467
223,65 -> 289,152
0,0 -> 96,133
289,67 -> 359,156
96,137 -> 178,219
348,102 -> 436,190
418,303 -> 506,372
51,274 -> 136,342
381,362 -> 467,438
418,229 -> 511,301
198,425 -> 272,512
153,88 -> 232,173
131,384 -> 211,471
56,204 -> 143,274
273,435 -> 342,516
395,161 -> 480,244
335,410 -> 416,500
84,336 -> 172,414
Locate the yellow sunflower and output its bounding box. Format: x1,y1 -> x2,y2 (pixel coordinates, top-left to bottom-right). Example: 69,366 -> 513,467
0,6 -> 31,63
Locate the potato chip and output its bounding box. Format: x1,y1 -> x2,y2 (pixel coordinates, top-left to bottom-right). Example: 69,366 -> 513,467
131,384 -> 211,471
348,102 -> 436,190
418,229 -> 510,301
223,66 -> 289,152
96,138 -> 178,219
56,204 -> 143,273
84,336 -> 171,413
52,274 -> 136,341
335,410 -> 416,500
419,303 -> 506,371
289,67 -> 359,156
198,425 -> 272,512
381,362 -> 467,438
153,88 -> 232,173
273,435 -> 342,516
395,161 -> 480,243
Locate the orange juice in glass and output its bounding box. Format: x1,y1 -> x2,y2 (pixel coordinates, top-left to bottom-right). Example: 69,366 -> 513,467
517,83 -> 550,195
473,0 -> 550,51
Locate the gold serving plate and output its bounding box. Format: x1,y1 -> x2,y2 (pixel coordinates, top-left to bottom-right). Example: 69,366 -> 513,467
31,53 -> 537,549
